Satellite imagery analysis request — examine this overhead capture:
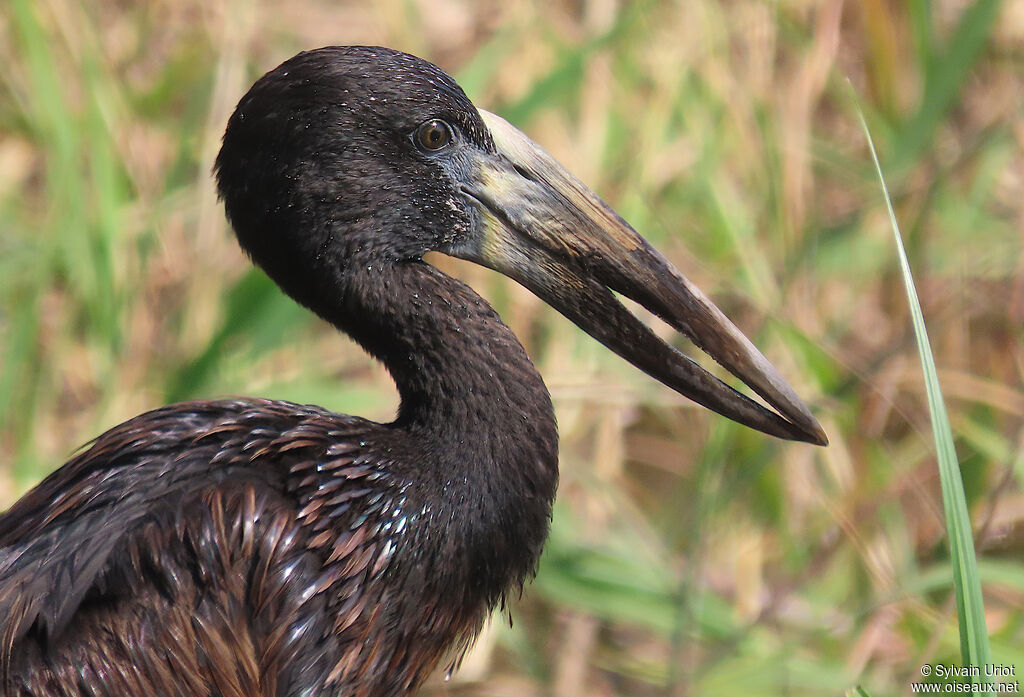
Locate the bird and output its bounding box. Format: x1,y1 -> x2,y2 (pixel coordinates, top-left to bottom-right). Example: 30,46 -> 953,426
0,46 -> 826,697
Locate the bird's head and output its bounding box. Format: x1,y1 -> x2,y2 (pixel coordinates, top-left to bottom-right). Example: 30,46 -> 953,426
216,46 -> 826,446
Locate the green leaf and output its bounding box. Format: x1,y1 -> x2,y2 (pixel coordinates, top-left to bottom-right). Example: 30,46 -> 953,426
857,100 -> 993,693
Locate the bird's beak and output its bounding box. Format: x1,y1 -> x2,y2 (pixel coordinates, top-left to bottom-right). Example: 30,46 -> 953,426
450,109 -> 826,445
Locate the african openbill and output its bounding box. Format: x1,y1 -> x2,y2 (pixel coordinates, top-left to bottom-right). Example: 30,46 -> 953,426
0,46 -> 825,697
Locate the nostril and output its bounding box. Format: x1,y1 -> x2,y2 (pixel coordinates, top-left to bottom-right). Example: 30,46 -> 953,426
512,163 -> 534,181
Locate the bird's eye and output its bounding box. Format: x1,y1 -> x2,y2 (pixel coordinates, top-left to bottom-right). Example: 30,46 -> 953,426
414,119 -> 453,152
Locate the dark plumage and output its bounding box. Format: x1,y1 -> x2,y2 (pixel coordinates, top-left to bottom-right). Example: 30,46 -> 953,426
0,46 -> 824,697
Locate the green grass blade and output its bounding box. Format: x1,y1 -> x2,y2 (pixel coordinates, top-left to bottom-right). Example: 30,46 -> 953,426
856,106 -> 992,691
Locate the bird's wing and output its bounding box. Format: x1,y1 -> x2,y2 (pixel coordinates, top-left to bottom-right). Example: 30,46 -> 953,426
0,398 -> 380,692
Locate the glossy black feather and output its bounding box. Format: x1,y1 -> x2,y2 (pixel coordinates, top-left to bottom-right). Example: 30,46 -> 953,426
2,390 -> 555,695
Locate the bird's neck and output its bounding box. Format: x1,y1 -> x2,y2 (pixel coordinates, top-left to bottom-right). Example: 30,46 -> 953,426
329,261 -> 559,490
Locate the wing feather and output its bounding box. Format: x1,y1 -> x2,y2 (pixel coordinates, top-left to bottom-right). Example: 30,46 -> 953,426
0,398 -> 378,696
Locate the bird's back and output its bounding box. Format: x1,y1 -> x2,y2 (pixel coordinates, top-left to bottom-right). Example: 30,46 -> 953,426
0,399 -> 472,697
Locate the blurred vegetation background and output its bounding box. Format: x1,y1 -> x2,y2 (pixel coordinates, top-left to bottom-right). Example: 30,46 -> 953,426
0,0 -> 1021,694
